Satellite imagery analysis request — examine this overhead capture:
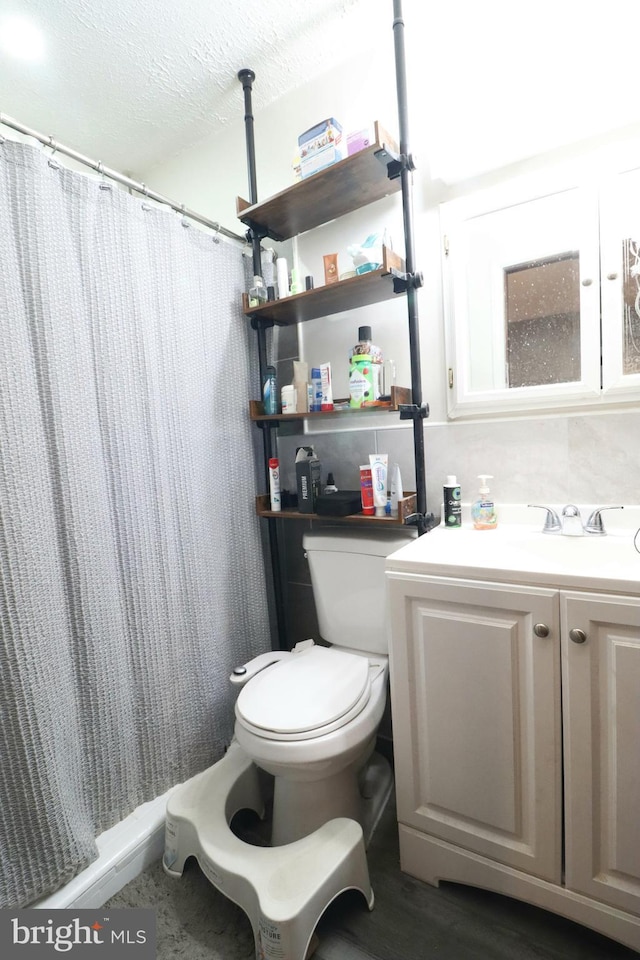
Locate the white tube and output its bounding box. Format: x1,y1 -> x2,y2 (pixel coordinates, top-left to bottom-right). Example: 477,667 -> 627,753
390,462 -> 403,517
276,258 -> 289,298
369,454 -> 388,517
320,362 -> 333,411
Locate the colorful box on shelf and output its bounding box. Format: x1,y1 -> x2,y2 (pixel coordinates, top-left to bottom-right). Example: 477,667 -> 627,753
298,118 -> 343,157
347,127 -> 373,156
298,118 -> 343,179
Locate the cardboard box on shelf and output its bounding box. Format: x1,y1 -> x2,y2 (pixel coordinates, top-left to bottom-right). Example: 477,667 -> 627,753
295,446 -> 321,514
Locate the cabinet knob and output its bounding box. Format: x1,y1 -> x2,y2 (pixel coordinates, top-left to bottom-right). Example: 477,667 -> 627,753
569,628 -> 587,644
581,277 -> 593,286
533,623 -> 550,638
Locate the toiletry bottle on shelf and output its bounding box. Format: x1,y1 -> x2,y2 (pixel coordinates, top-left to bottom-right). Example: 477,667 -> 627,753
263,365 -> 278,415
472,475 -> 497,530
276,257 -> 289,298
248,275 -> 267,307
349,325 -> 384,408
268,458 -> 281,512
443,475 -> 461,527
310,368 -> 322,412
324,473 -> 338,494
281,384 -> 297,414
261,247 -> 277,293
390,463 -> 403,517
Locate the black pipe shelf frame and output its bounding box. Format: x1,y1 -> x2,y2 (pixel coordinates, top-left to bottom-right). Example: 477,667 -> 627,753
237,1 -> 434,646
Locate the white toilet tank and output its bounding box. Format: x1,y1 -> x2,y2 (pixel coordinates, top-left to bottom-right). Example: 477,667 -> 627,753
303,527 -> 417,655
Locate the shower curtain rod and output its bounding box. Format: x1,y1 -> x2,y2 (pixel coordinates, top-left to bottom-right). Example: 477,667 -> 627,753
0,112 -> 245,244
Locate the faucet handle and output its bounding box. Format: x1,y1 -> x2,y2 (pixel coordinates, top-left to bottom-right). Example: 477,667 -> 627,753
528,504 -> 562,534
584,505 -> 624,536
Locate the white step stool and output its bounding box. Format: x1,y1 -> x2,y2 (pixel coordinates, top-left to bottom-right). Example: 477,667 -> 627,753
163,741 -> 374,960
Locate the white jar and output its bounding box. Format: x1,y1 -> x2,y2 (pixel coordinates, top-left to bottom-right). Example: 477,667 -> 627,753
281,384 -> 297,414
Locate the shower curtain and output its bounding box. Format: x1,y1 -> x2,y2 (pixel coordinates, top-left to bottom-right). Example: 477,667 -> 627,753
0,139 -> 271,908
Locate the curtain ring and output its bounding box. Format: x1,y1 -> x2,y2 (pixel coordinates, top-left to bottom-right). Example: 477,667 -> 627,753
212,223 -> 221,244
140,183 -> 151,211
47,134 -> 60,169
97,160 -> 112,190
180,203 -> 190,228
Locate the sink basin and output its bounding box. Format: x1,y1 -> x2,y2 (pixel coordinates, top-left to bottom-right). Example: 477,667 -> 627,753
386,509 -> 640,593
510,531 -> 639,568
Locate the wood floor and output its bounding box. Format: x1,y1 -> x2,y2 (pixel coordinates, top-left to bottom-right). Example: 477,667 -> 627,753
107,793 -> 639,959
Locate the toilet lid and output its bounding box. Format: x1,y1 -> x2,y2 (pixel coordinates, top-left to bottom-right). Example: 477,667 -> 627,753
235,646 -> 371,736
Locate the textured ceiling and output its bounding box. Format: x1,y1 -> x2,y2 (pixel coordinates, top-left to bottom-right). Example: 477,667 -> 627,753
5,1 -> 640,188
0,0 -> 389,175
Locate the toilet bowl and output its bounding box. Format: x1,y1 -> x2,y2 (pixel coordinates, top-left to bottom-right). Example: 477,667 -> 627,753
234,642 -> 388,844
231,527 -> 417,846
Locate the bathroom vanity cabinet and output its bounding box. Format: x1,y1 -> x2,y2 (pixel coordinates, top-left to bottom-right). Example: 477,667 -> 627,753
385,531 -> 640,951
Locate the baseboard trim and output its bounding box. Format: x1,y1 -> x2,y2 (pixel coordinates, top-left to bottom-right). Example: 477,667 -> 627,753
34,789 -> 172,909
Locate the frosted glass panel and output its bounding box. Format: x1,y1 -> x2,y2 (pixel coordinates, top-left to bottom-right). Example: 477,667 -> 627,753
505,253 -> 581,388
622,238 -> 640,375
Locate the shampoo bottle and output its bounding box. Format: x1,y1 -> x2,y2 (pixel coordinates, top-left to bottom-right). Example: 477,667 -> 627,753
263,365 -> 278,415
443,475 -> 461,527
472,475 -> 497,530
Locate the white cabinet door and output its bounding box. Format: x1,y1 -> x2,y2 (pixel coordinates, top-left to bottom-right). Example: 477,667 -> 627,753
388,573 -> 561,882
599,166 -> 640,397
441,181 -> 602,419
562,591 -> 640,915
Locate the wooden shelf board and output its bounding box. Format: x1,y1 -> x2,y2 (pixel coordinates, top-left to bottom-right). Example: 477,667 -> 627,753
243,247 -> 404,326
255,493 -> 417,526
249,387 -> 411,422
236,122 -> 400,240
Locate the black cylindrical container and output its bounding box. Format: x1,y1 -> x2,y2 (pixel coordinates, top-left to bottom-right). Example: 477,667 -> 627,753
443,474 -> 461,527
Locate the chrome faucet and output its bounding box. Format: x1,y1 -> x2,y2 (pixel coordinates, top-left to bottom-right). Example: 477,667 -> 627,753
528,504 -> 624,536
560,504 -> 584,537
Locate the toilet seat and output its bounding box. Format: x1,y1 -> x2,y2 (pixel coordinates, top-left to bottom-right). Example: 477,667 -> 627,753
235,646 -> 373,742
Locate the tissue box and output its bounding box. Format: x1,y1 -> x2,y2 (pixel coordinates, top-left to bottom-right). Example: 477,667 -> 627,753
295,446 -> 321,514
298,118 -> 342,157
316,490 -> 362,517
347,128 -> 373,156
298,119 -> 343,179
300,146 -> 344,179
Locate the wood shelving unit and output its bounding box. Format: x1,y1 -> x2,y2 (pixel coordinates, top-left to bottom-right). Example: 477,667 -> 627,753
242,246 -> 404,325
237,122 -> 400,241
248,386 -> 412,422
255,493 -> 417,526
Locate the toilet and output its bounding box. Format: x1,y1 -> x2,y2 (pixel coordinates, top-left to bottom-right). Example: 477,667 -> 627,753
232,526 -> 416,846
164,525 -> 415,958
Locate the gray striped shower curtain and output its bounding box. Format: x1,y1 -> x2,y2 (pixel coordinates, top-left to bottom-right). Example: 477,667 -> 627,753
0,138 -> 270,907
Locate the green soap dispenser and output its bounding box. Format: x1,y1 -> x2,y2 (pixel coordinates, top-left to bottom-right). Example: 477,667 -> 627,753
472,475 -> 497,530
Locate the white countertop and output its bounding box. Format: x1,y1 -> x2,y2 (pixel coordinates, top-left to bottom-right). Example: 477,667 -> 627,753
386,505 -> 640,595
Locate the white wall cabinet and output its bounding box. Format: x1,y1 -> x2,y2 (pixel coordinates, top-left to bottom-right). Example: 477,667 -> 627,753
387,571 -> 640,952
441,159 -> 640,419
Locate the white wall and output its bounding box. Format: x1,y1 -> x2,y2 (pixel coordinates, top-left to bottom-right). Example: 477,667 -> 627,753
143,38 -> 640,512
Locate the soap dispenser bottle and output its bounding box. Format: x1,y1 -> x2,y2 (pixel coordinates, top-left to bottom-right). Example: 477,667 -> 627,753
472,475 -> 497,530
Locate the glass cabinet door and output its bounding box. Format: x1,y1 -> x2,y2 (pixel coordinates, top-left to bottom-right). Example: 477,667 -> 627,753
600,166 -> 640,395
442,184 -> 601,418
